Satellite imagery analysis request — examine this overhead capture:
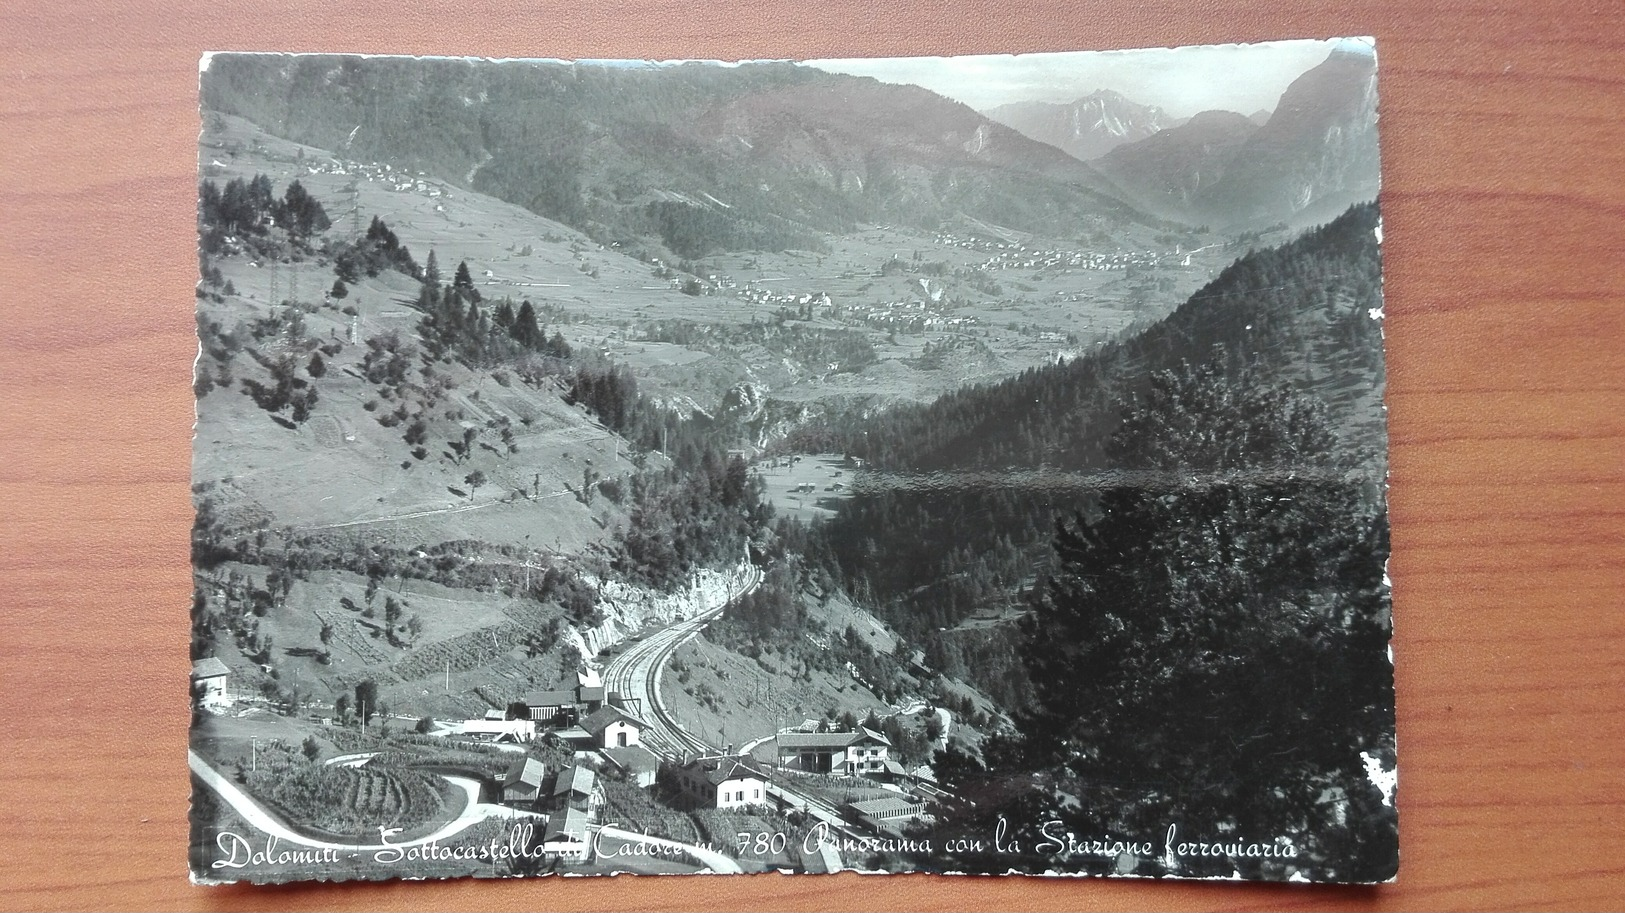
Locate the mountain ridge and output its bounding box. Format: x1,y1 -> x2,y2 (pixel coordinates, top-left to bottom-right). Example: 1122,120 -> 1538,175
1095,109 -> 1260,221
983,89 -> 1183,162
200,56 -> 1167,256
992,49 -> 1380,230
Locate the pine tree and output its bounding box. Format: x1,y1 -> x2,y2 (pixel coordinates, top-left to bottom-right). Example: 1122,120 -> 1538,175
423,250 -> 440,288
512,300 -> 541,349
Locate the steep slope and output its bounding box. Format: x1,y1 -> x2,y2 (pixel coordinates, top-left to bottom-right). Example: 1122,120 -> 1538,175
200,55 -> 1163,255
1094,110 -> 1259,221
1192,45 -> 1380,227
193,116 -> 643,553
983,90 -> 1181,162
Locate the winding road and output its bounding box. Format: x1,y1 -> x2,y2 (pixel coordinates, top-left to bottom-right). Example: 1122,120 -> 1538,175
188,749 -> 520,852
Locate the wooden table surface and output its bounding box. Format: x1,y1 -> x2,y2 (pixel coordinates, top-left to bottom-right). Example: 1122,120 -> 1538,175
1,1 -> 1621,910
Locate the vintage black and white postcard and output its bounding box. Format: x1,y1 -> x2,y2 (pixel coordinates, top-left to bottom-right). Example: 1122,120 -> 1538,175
190,38 -> 1395,885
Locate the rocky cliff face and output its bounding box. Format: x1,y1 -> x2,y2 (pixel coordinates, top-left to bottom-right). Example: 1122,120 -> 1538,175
1192,46 -> 1380,227
570,559 -> 755,660
1071,47 -> 1380,230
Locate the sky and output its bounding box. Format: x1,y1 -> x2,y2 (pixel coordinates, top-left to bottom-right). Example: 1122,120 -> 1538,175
806,38 -> 1373,119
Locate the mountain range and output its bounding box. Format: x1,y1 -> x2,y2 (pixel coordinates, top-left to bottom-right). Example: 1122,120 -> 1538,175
201,48 -> 1377,250
982,89 -> 1184,162
1050,48 -> 1380,229
200,57 -> 1163,258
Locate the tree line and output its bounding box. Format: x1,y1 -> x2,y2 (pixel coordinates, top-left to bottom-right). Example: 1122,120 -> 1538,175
199,173 -> 331,256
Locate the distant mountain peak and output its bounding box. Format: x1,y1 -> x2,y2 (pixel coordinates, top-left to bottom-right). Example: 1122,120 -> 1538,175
1089,49 -> 1379,229
983,90 -> 1180,161
1192,48 -> 1379,226
1077,88 -> 1132,105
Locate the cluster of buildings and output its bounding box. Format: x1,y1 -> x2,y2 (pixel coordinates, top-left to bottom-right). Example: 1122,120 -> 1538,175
732,284 -> 827,311
490,671 -> 664,863
498,755 -> 603,862
195,646 -> 940,866
925,229 -> 1171,273
299,156 -> 449,200
842,299 -> 980,335
976,245 -> 1164,273
517,668 -> 613,726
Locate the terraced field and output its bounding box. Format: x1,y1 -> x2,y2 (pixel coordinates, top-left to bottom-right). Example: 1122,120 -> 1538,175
265,763 -> 451,840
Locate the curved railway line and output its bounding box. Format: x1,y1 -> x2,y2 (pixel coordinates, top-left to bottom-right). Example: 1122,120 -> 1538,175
600,564 -> 762,758
597,564 -> 878,854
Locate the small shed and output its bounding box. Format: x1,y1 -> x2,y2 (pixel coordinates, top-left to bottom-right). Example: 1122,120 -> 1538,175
543,806 -> 591,862
551,764 -> 603,814
502,757 -> 548,806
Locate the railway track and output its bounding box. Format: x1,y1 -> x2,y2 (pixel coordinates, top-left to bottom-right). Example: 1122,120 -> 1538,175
597,563 -> 881,858
600,564 -> 761,758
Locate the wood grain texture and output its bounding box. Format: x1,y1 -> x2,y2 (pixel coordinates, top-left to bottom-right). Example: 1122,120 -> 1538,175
0,1 -> 1621,909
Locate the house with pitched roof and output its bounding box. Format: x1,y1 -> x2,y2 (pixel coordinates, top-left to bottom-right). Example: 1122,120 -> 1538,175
190,657 -> 231,708
670,756 -> 767,810
580,705 -> 645,750
550,764 -> 604,816
776,727 -> 891,776
501,756 -> 548,807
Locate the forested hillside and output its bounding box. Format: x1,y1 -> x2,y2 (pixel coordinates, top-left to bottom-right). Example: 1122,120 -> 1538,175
924,350 -> 1395,882
808,203 -> 1397,882
805,204 -> 1385,684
